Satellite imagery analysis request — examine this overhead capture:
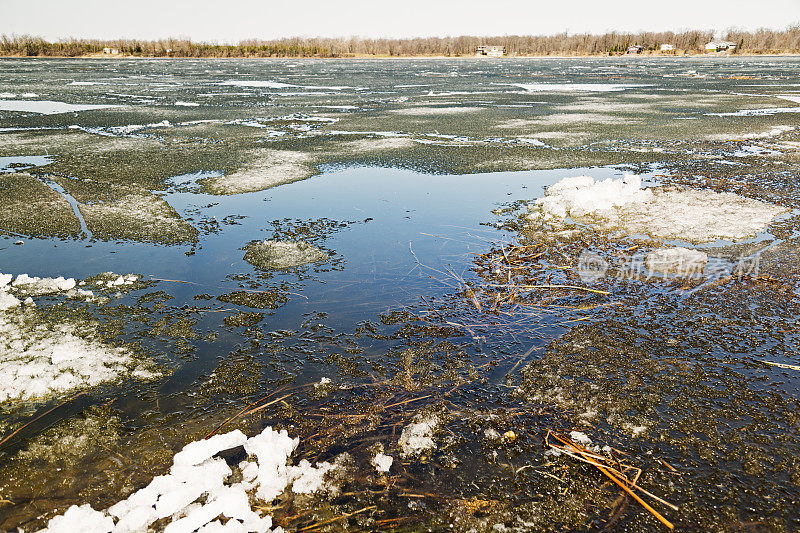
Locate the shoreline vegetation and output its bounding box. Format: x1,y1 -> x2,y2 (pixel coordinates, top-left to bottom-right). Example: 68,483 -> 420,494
2,27 -> 800,58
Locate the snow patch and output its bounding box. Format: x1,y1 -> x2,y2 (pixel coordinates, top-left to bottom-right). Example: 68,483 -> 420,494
399,415 -> 440,456
569,431 -> 592,446
43,504 -> 115,532
0,291 -> 21,311
172,430 -> 248,467
534,174 -> 652,220
516,137 -> 547,147
289,460 -> 336,494
12,274 -> 76,295
707,95 -> 800,117
372,452 -> 393,473
529,174 -> 786,242
314,377 -> 332,388
40,427 -> 339,533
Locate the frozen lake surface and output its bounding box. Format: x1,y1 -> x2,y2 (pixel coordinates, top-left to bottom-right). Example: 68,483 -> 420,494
1,57 -> 800,531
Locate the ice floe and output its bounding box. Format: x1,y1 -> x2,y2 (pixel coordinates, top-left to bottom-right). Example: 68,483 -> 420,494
243,240 -> 328,270
80,194 -> 198,244
509,83 -> 649,93
0,292 -> 21,311
529,174 -> 786,242
0,310 -> 156,402
391,106 -> 482,115
105,120 -> 172,136
39,427 -> 340,533
310,105 -> 358,110
219,80 -> 361,90
12,274 -> 76,295
707,125 -> 794,141
0,270 -> 157,402
90,272 -> 140,290
314,377 -> 332,388
0,99 -> 117,114
706,96 -> 800,117
341,137 -> 416,151
202,150 -> 315,195
516,137 -> 548,147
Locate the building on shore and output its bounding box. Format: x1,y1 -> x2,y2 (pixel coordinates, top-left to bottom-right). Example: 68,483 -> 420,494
102,47 -> 120,55
475,45 -> 505,57
660,44 -> 675,52
627,45 -> 644,54
705,40 -> 736,52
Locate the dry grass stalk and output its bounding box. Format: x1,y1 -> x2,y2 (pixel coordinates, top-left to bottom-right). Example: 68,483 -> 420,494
546,430 -> 676,530
0,392 -> 86,449
295,505 -> 376,532
763,361 -> 800,371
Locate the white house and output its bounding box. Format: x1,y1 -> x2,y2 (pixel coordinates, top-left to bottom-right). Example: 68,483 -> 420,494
102,47 -> 120,55
475,45 -> 505,57
660,44 -> 675,52
705,40 -> 736,52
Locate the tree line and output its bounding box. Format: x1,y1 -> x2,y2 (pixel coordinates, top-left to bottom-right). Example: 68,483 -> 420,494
2,27 -> 800,58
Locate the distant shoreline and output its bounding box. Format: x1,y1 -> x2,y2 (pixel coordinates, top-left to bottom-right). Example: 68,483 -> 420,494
4,29 -> 800,59
2,52 -> 800,60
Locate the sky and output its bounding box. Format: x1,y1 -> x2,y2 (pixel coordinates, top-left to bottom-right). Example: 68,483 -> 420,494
2,0 -> 799,42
